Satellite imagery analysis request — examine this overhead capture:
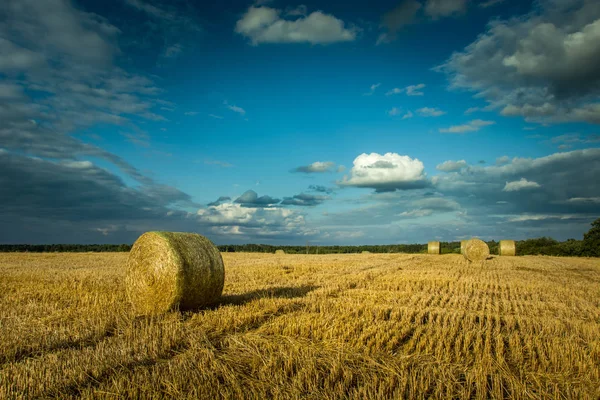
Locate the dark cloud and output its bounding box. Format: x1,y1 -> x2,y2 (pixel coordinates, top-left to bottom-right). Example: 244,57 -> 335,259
281,193 -> 329,207
291,161 -> 336,173
424,0 -> 468,19
377,0 -> 422,44
433,148 -> 600,217
207,196 -> 231,207
436,0 -> 600,125
308,185 -> 335,194
234,190 -> 281,207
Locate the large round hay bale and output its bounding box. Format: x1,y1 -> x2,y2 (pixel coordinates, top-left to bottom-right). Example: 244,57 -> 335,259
275,249 -> 285,254
499,240 -> 516,256
460,240 -> 468,255
463,238 -> 490,262
125,231 -> 224,315
428,241 -> 441,255
361,251 -> 371,254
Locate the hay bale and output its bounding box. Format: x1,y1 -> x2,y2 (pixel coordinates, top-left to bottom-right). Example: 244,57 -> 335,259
125,231 -> 224,315
428,241 -> 441,255
275,249 -> 285,254
460,240 -> 468,255
463,238 -> 490,262
361,251 -> 371,254
499,240 -> 516,256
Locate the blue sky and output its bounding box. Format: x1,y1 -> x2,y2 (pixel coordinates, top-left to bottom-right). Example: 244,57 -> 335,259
1,0 -> 599,245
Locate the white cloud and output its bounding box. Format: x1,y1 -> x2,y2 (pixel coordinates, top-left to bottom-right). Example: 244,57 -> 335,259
224,101 -> 246,115
388,107 -> 401,116
386,88 -> 403,96
184,111 -> 199,116
417,107 -> 446,117
507,214 -> 577,222
339,152 -> 428,192
503,178 -> 541,192
197,202 -> 311,238
208,114 -> 224,119
436,159 -> 468,172
439,119 -> 495,133
402,111 -> 414,119
398,209 -> 434,218
235,6 -> 357,45
405,83 -> 426,96
496,155 -> 511,165
386,83 -> 425,96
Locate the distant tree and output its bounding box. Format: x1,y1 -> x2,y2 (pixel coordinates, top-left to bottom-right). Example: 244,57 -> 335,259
582,218 -> 600,257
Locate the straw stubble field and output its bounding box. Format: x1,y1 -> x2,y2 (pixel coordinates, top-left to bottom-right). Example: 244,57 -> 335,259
0,252 -> 599,399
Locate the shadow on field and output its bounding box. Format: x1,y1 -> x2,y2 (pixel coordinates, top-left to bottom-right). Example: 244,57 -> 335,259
218,285 -> 320,307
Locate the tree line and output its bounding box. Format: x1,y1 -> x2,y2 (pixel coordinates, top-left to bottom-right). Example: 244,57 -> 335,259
1,219 -> 598,257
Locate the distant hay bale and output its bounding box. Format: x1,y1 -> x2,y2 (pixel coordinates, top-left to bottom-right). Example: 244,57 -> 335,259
463,238 -> 490,262
275,249 -> 286,254
428,241 -> 441,255
499,240 -> 516,256
460,240 -> 468,255
125,231 -> 224,315
361,251 -> 371,254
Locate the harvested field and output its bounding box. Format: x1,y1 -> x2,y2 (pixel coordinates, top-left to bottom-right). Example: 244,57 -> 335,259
1,252 -> 599,399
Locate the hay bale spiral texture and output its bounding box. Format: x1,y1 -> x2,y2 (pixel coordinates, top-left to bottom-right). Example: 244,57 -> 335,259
499,240 -> 516,256
460,240 -> 468,255
126,231 -> 224,315
428,241 -> 441,255
463,238 -> 490,262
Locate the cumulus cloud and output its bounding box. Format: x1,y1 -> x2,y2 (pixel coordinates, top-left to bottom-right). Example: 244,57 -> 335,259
234,190 -> 281,207
439,119 -> 495,133
436,159 -> 468,172
339,152 -> 428,192
503,178 -> 542,192
402,111 -> 414,119
207,196 -> 231,207
436,0 -> 600,125
417,107 -> 446,117
281,193 -> 329,206
292,161 -> 337,173
197,202 -> 313,240
235,6 -> 357,45
0,0 -> 195,202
